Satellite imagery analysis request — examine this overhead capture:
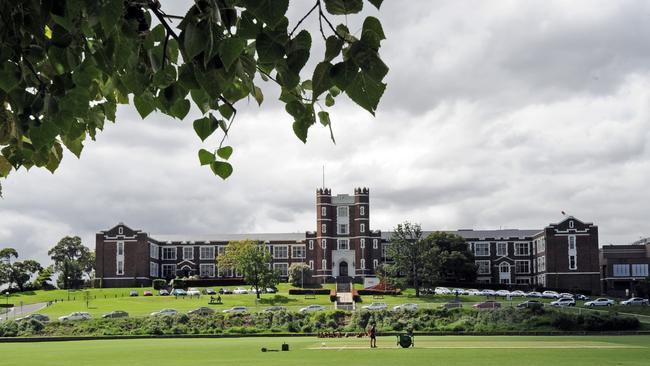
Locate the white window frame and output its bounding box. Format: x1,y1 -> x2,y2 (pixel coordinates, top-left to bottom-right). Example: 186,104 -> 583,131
568,235 -> 577,270
337,206 -> 348,217
117,241 -> 124,256
338,239 -> 349,250
338,224 -> 349,235
361,259 -> 366,269
273,245 -> 288,259
613,264 -> 630,277
476,260 -> 491,274
360,206 -> 365,216
360,238 -> 365,249
360,223 -> 365,233
117,260 -> 124,275
183,247 -> 194,261
150,244 -> 159,259
161,264 -> 176,278
149,262 -> 158,277
373,239 -> 378,249
474,243 -> 490,257
515,242 -> 530,256
569,220 -> 574,228
118,227 -> 123,235
322,259 -> 327,270
162,247 -> 176,260
309,260 -> 314,270
309,240 -> 314,250
321,239 -> 327,249
200,246 -> 215,260
321,206 -> 326,217
216,245 -> 225,257
373,259 -> 378,269
515,260 -> 530,274
199,264 -> 215,278
496,242 -> 507,257
291,245 -> 306,259
273,262 -> 289,277
632,264 -> 648,277
322,223 -> 327,233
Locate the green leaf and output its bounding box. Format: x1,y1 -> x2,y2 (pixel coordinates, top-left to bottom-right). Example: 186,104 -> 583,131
345,71 -> 386,115
183,21 -> 207,60
312,62 -> 333,100
178,63 -> 200,90
324,0 -> 364,15
210,161 -> 233,179
318,111 -> 331,126
253,86 -> 264,106
62,135 -> 84,158
256,33 -> 285,64
198,149 -> 216,166
190,89 -> 211,114
325,36 -> 344,62
349,41 -> 388,81
153,66 -> 177,88
330,60 -> 358,91
0,63 -> 22,92
134,93 -> 156,119
45,142 -> 63,173
286,101 -> 306,119
170,98 -> 191,119
286,30 -> 311,73
241,0 -> 289,28
100,0 -> 123,35
325,93 -> 335,107
29,122 -> 60,150
238,11 -> 262,39
361,16 -> 386,49
193,116 -> 218,141
0,155 -> 11,177
292,120 -> 308,143
218,37 -> 247,71
217,146 -> 233,160
367,0 -> 383,10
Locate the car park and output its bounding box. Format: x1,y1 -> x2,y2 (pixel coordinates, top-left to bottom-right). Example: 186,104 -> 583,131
393,303 -> 419,311
516,300 -> 543,309
434,287 -> 451,295
129,291 -> 138,297
222,306 -> 248,314
550,297 -> 576,307
59,312 -> 92,321
143,291 -> 153,296
526,291 -> 542,298
510,290 -> 526,297
542,291 -> 560,299
481,289 -> 497,296
150,308 -> 177,317
188,307 -> 215,315
186,288 -> 201,296
620,297 -> 649,306
16,313 -> 49,322
159,289 -> 170,296
264,306 -> 287,312
496,290 -> 511,297
584,298 -> 615,307
219,288 -> 233,294
473,301 -> 501,309
299,304 -> 326,313
171,289 -> 187,296
202,288 -> 217,295
362,302 -> 388,311
233,288 -> 248,294
440,301 -> 463,309
102,310 -> 129,319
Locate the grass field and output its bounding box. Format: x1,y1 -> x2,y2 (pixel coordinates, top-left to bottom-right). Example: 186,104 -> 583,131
0,335 -> 648,366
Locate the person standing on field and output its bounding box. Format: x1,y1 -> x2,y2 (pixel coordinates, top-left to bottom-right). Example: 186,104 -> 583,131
368,323 -> 377,348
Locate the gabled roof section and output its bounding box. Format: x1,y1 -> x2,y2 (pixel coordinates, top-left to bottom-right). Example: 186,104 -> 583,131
99,223 -> 143,237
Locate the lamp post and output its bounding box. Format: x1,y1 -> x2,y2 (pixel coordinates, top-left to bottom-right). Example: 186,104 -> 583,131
67,276 -> 71,301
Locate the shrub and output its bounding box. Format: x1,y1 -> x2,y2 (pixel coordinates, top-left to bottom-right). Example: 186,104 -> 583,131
288,263 -> 312,287
288,288 -> 330,295
171,278 -> 186,289
152,279 -> 167,290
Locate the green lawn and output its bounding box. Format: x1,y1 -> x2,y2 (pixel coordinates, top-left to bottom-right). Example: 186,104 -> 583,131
0,336 -> 648,366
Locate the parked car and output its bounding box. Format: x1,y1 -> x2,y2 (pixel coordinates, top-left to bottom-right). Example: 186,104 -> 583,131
434,287 -> 451,295
481,289 -> 497,296
150,308 -> 177,317
219,288 -> 233,294
516,300 -> 543,309
550,297 -> 576,307
233,287 -> 248,294
473,301 -> 501,309
299,304 -> 326,313
143,291 -> 153,297
59,312 -> 92,321
264,306 -> 287,313
171,289 -> 187,297
265,287 -> 277,293
393,303 -> 419,311
496,290 -> 511,297
559,293 -> 574,299
584,298 -> 615,307
542,291 -> 560,299
526,291 -> 542,298
202,288 -> 217,295
620,297 -> 649,306
466,289 -> 481,296
510,290 -> 526,297
440,301 -> 463,309
16,313 -> 49,322
159,289 -> 170,296
249,288 -> 259,294
102,310 -> 129,319
188,307 -> 215,315
452,288 -> 466,296
575,294 -> 589,301
222,306 -> 248,314
129,290 -> 139,297
362,302 -> 388,311
186,288 -> 201,296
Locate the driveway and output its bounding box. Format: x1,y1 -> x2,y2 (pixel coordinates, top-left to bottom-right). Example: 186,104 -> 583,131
0,302 -> 48,321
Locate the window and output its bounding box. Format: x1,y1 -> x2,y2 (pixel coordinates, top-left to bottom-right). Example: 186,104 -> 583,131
292,245 -> 306,258
514,243 -> 530,256
499,262 -> 510,273
218,267 -> 234,277
360,238 -> 365,249
162,264 -> 176,278
338,239 -> 349,250
360,206 -> 365,216
117,260 -> 124,275
273,245 -> 288,259
199,246 -> 215,260
309,260 -> 314,270
321,206 -> 326,216
373,259 -> 378,269
338,224 -> 349,234
537,238 -> 545,253
117,241 -> 124,256
200,264 -> 215,277
183,247 -> 194,261
632,264 -> 649,277
360,223 -> 365,233
337,206 -> 348,216
496,242 -> 507,256
149,262 -> 158,277
569,220 -> 574,228
515,260 -> 530,274
537,256 -> 546,272
476,260 -> 491,274
569,255 -> 577,270
567,236 -> 577,270
321,224 -> 327,233
381,244 -> 388,258
474,243 -> 489,256
516,278 -> 530,284
321,239 -> 327,249
568,236 -> 576,250
322,259 -> 327,270
273,263 -> 289,276
309,240 -> 314,250
162,247 -> 176,260
118,227 -> 123,234
217,246 -> 225,256
361,259 -> 366,269
613,264 -> 630,277
373,239 -> 378,249
149,244 -> 158,259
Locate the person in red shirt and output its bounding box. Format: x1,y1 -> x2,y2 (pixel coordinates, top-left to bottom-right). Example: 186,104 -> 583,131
368,323 -> 377,348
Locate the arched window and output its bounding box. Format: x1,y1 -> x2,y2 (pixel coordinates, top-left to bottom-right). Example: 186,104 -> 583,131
499,262 -> 510,273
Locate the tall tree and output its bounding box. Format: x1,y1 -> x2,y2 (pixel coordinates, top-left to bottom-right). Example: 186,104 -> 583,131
34,266 -> 55,289
48,236 -> 93,289
0,0 -> 388,190
7,259 -> 42,291
425,231 -> 477,283
217,240 -> 279,299
385,222 -> 436,297
0,248 -> 18,264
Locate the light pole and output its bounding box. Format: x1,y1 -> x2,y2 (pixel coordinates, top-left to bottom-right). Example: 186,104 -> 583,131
67,276 -> 71,301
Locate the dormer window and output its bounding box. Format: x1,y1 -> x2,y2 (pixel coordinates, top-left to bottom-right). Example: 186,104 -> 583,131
118,227 -> 123,235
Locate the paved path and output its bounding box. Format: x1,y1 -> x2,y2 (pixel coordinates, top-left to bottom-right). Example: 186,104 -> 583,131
0,302 -> 48,321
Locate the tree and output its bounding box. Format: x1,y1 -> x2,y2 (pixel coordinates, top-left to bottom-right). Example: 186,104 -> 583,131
7,259 -> 42,291
425,231 -> 477,283
0,0 -> 388,189
385,222 -> 436,297
0,248 -> 18,264
34,265 -> 55,289
288,262 -> 312,287
217,240 -> 279,299
48,236 -> 93,289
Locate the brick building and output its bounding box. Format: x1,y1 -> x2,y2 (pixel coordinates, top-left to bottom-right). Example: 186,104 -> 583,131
600,239 -> 650,296
95,188 -> 601,294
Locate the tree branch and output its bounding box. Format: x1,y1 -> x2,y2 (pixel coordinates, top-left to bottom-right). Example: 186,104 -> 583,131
317,1 -> 347,41
148,1 -> 180,43
289,1 -> 319,37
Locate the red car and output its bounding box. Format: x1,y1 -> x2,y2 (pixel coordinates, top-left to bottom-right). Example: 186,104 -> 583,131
473,300 -> 501,309
143,291 -> 153,297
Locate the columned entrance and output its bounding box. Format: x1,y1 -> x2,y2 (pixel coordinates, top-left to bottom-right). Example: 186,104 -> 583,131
339,261 -> 349,277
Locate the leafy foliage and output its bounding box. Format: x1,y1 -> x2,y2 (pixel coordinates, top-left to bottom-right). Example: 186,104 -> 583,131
216,240 -> 280,298
384,222 -> 432,297
48,236 -> 94,289
288,262 -> 312,287
0,0 -> 388,188
0,247 -> 43,291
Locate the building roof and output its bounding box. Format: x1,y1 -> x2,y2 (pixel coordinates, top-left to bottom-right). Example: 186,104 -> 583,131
150,232 -> 306,243
380,229 -> 541,241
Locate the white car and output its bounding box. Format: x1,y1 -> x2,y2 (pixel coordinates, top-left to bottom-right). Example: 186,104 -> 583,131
233,287 -> 248,294
265,288 -> 277,293
620,297 -> 649,306
222,306 -> 248,313
526,291 -> 542,298
299,305 -> 326,313
58,312 -> 91,322
542,291 -> 560,299
550,297 -> 576,307
559,293 -> 574,299
510,290 -> 526,297
584,298 -> 615,307
186,288 -> 201,296
452,288 -> 466,296
481,289 -> 497,296
362,302 -> 388,311
434,287 -> 451,295
496,290 -> 511,297
393,303 -> 419,311
466,289 -> 481,296
150,308 -> 177,317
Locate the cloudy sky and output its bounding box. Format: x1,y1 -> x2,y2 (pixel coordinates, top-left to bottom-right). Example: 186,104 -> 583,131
2,0 -> 650,266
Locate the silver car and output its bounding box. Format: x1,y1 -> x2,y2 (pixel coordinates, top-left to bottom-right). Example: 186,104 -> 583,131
620,297 -> 649,306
